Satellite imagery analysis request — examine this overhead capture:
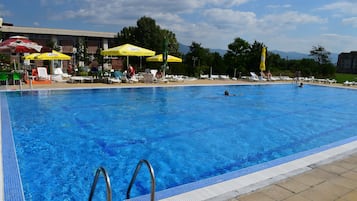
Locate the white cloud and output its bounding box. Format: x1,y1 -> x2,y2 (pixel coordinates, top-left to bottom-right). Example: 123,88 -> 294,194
205,0 -> 250,7
342,17 -> 357,27
266,4 -> 292,9
203,8 -> 257,29
264,11 -> 326,26
318,1 -> 357,15
319,33 -> 357,53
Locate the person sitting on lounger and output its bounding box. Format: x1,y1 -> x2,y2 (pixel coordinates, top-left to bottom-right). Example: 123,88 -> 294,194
155,70 -> 163,79
127,65 -> 135,79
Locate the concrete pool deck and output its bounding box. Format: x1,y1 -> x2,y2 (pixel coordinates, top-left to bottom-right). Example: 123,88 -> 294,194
1,78 -> 357,201
228,150 -> 357,201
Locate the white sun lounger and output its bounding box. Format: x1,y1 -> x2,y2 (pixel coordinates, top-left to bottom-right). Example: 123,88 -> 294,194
69,76 -> 94,83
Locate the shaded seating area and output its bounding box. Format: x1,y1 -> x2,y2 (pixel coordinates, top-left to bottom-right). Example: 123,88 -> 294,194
25,67 -> 52,84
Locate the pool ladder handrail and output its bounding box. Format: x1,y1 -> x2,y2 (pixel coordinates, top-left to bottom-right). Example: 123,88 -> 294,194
88,166 -> 112,201
126,159 -> 156,201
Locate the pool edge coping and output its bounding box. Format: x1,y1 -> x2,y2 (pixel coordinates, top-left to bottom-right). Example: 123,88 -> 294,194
161,139 -> 357,201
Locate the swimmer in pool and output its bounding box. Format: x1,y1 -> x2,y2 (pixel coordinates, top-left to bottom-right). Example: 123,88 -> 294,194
224,90 -> 236,96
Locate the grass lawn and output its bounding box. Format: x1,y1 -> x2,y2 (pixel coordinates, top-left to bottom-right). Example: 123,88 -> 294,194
334,73 -> 357,83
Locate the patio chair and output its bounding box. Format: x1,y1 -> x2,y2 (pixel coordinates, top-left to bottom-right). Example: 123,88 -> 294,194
13,72 -> 22,85
108,71 -> 122,84
37,67 -> 51,80
249,72 -> 266,81
0,72 -> 8,86
52,67 -> 71,82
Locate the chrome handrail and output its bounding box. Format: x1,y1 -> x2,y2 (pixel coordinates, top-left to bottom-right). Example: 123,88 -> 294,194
88,167 -> 112,201
126,159 -> 156,201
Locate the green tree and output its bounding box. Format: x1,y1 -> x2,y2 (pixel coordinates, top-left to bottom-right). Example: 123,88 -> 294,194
246,40 -> 265,73
309,45 -> 336,77
310,45 -> 331,64
76,38 -> 89,66
185,42 -> 210,76
266,52 -> 283,72
116,16 -> 179,55
116,26 -> 137,45
224,37 -> 250,74
207,52 -> 226,75
116,16 -> 180,69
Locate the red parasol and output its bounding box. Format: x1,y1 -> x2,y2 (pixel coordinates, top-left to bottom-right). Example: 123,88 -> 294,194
0,36 -> 43,53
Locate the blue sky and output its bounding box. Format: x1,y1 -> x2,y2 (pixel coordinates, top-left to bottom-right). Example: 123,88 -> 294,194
1,0 -> 357,54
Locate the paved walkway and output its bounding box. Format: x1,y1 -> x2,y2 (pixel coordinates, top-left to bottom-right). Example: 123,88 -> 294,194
228,152 -> 357,201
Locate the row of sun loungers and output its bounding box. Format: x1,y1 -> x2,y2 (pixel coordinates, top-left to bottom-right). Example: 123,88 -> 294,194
343,81 -> 357,86
243,72 -> 337,84
200,74 -> 230,80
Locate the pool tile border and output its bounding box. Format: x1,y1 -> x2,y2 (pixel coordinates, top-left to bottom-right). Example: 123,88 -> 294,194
155,137 -> 357,201
1,94 -> 25,201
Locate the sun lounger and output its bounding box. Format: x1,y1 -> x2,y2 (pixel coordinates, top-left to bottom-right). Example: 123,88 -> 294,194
108,71 -> 122,84
37,67 -> 51,80
69,76 -> 94,83
52,67 -> 71,82
249,72 -> 266,81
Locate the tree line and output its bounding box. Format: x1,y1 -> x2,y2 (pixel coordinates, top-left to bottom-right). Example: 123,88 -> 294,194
112,16 -> 335,78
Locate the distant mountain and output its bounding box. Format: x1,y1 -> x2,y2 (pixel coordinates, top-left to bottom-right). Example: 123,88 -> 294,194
179,43 -> 338,64
271,50 -> 311,60
271,50 -> 338,64
179,43 -> 227,55
178,43 -> 190,54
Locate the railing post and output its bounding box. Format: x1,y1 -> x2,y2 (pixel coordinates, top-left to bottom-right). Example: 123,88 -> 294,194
126,159 -> 156,201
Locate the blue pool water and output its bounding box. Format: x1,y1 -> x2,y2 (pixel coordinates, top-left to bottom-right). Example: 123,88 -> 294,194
4,84 -> 357,200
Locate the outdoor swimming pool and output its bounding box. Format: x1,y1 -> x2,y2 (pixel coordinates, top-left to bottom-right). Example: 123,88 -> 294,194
3,84 -> 357,200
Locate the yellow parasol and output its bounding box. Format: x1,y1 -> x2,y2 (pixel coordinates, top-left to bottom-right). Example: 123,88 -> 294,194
101,43 -> 155,57
35,50 -> 71,60
259,47 -> 266,72
101,43 -> 155,67
146,54 -> 182,63
23,53 -> 41,60
32,50 -> 71,74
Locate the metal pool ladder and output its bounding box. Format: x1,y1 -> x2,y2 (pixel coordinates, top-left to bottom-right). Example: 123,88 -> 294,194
88,159 -> 156,201
126,159 -> 156,201
88,167 -> 112,201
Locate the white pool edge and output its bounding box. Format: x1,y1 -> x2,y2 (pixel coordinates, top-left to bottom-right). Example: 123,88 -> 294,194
159,139 -> 357,201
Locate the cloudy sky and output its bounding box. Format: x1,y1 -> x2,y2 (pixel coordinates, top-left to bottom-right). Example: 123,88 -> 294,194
1,0 -> 357,54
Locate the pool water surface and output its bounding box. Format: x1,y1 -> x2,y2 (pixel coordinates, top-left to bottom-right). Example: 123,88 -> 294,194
4,84 -> 357,200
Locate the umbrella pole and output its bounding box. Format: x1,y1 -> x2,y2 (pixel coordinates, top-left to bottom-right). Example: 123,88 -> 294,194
13,58 -> 17,70
140,56 -> 142,69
